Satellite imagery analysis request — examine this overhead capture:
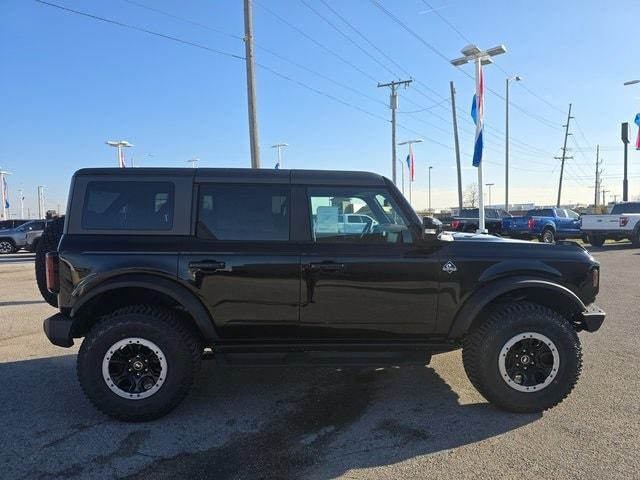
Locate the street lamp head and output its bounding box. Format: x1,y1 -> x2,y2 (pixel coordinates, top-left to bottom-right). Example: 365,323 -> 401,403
624,80 -> 640,86
450,56 -> 469,67
120,141 -> 133,148
271,143 -> 289,148
486,45 -> 507,57
398,139 -> 423,145
481,57 -> 493,66
461,44 -> 481,57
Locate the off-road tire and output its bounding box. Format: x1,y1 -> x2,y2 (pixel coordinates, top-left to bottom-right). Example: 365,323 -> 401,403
540,227 -> 555,244
588,235 -> 606,247
77,305 -> 203,422
35,217 -> 64,307
0,239 -> 16,254
462,302 -> 582,413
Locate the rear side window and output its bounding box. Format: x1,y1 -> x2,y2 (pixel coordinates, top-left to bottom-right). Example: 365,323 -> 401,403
82,181 -> 174,230
611,202 -> 640,214
197,184 -> 289,241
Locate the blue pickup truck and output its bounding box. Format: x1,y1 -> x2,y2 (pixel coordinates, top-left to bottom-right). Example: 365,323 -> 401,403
501,207 -> 582,243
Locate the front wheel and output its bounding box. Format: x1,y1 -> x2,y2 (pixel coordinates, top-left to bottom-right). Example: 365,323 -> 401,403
462,302 -> 582,413
588,235 -> 605,247
77,305 -> 202,422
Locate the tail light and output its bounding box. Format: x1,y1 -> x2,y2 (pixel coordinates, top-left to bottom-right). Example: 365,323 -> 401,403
451,220 -> 461,230
620,216 -> 629,227
527,218 -> 536,230
45,252 -> 59,294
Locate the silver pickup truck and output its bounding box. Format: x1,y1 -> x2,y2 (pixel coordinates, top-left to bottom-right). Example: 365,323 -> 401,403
0,219 -> 47,254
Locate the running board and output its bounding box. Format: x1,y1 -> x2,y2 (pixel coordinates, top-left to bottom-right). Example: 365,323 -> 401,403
207,350 -> 432,367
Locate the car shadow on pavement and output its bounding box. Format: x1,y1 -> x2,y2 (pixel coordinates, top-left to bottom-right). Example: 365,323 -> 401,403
586,242 -> 635,252
0,354 -> 541,479
0,300 -> 46,306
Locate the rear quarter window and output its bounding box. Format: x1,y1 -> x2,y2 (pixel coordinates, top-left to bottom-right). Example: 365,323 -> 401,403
611,203 -> 640,214
81,181 -> 174,230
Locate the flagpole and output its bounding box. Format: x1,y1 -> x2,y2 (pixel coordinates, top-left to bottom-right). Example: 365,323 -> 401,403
19,189 -> 24,219
475,57 -> 486,233
0,170 -> 6,221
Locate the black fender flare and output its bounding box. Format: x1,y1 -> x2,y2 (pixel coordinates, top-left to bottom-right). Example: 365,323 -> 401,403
448,276 -> 586,339
70,274 -> 218,342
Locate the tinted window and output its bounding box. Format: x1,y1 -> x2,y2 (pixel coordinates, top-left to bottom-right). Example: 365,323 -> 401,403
308,187 -> 410,244
82,181 -> 174,230
611,202 -> 640,214
197,184 -> 289,241
566,210 -> 580,220
556,209 -> 567,218
526,209 -> 554,217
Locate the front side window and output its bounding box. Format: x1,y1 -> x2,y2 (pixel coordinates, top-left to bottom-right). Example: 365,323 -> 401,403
308,187 -> 411,244
197,184 -> 289,241
82,181 -> 174,230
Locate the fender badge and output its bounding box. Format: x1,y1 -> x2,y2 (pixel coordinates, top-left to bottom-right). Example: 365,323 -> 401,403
442,261 -> 457,274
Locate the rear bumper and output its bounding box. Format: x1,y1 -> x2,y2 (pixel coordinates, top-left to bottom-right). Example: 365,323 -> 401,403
43,312 -> 74,347
578,304 -> 606,332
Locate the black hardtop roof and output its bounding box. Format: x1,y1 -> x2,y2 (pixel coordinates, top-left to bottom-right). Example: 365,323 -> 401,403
74,167 -> 387,186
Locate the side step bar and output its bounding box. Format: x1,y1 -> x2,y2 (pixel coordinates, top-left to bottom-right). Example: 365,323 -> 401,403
206,350 -> 432,367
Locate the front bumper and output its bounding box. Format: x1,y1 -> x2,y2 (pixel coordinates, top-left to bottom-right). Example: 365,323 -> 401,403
579,304 -> 606,332
43,312 -> 74,347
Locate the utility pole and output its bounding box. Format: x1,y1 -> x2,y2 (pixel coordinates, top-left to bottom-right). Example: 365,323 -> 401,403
378,79 -> 412,185
449,81 -> 463,212
556,103 -> 573,207
602,189 -> 610,207
505,75 -> 521,210
37,186 -> 45,219
244,0 -> 261,169
622,122 -> 629,201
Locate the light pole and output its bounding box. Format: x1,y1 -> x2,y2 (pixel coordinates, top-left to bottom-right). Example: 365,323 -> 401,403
451,43 -> 507,233
186,158 -> 200,168
398,139 -> 423,206
106,140 -> 133,168
19,188 -> 24,219
505,75 -> 521,211
485,183 -> 495,206
428,166 -> 433,213
397,159 -> 405,195
271,143 -> 288,169
624,80 -> 640,198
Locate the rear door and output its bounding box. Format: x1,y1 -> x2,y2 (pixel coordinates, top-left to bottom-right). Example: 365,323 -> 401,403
178,179 -> 301,340
299,185 -> 439,339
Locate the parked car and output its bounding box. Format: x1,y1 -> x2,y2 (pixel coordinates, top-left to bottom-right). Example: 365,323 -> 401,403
0,219 -> 48,254
450,208 -> 511,235
502,207 -> 582,243
313,211 -> 378,235
0,219 -> 29,231
581,202 -> 640,247
44,167 -> 604,421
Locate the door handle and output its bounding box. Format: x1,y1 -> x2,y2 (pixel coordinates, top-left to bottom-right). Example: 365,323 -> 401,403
308,262 -> 344,272
189,260 -> 226,273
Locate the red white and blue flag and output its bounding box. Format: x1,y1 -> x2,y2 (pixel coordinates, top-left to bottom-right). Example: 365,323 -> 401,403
406,144 -> 416,181
2,175 -> 9,209
470,67 -> 484,167
634,113 -> 640,150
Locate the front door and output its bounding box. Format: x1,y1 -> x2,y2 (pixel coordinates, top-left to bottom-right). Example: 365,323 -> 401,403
299,186 -> 440,339
178,182 -> 300,340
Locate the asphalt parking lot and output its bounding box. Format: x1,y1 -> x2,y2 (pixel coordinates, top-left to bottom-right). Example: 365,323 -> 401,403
0,246 -> 638,480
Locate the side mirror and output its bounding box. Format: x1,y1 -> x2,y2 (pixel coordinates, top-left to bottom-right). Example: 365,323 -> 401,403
423,216 -> 442,239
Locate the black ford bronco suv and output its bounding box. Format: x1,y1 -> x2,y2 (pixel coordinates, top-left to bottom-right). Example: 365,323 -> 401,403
43,168 -> 605,421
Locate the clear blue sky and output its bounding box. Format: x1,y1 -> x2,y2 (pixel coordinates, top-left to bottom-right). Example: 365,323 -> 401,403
1,0 -> 639,216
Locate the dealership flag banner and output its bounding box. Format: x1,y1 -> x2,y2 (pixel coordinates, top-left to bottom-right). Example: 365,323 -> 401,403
406,144 -> 415,181
635,113 -> 640,150
119,147 -> 126,168
2,174 -> 8,209
470,67 -> 485,167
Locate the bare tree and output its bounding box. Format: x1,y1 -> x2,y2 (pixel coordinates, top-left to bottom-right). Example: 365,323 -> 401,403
464,183 -> 479,208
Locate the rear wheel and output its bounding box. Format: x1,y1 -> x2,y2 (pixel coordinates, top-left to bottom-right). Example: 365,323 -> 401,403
540,228 -> 555,244
631,229 -> 640,247
0,239 -> 15,254
462,302 -> 582,413
77,305 -> 202,422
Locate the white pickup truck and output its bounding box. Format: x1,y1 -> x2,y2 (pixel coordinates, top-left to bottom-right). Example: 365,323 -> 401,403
581,201 -> 640,247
